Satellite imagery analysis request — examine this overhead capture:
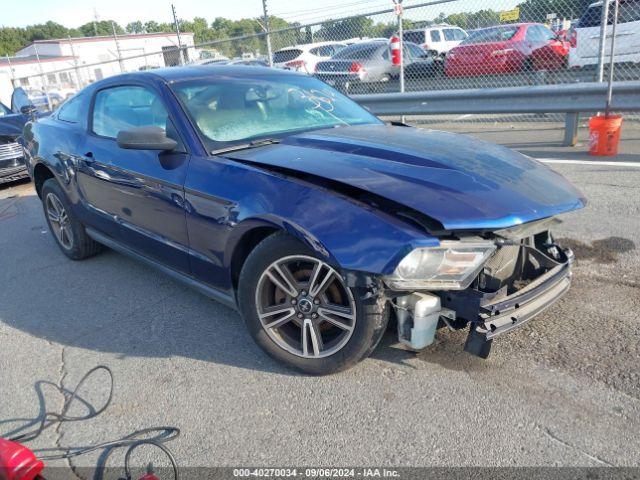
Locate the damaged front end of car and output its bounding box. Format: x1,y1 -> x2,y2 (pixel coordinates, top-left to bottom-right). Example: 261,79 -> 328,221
384,218 -> 573,358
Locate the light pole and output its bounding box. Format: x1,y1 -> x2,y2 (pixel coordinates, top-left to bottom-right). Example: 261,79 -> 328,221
262,0 -> 274,67
172,4 -> 184,65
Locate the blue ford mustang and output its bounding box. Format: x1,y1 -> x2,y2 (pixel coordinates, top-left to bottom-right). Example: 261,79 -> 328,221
22,66 -> 585,374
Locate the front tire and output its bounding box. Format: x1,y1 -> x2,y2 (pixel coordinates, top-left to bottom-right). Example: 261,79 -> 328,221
41,178 -> 102,260
238,232 -> 388,375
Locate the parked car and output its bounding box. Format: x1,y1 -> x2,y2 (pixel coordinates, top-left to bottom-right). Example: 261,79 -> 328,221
445,23 -> 570,77
25,89 -> 64,111
569,0 -> 640,68
227,58 -> 270,67
23,66 -> 584,374
402,24 -> 468,57
0,88 -> 39,184
272,41 -> 346,74
314,40 -> 438,92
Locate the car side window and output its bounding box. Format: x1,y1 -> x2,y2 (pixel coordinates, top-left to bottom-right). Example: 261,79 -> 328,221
526,26 -> 542,42
430,30 -> 441,42
92,86 -> 168,139
57,94 -> 84,124
443,29 -> 458,41
539,26 -> 557,41
408,44 -> 425,57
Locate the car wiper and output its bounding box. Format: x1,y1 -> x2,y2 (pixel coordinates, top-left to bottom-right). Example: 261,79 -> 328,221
211,138 -> 280,155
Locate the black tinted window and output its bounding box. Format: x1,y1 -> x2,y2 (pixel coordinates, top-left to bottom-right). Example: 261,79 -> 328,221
273,49 -> 302,63
403,31 -> 425,44
92,86 -> 168,139
310,45 -> 333,57
462,26 -> 519,44
619,0 -> 640,22
57,94 -> 84,123
332,43 -> 382,60
579,5 -> 602,27
444,28 -> 465,41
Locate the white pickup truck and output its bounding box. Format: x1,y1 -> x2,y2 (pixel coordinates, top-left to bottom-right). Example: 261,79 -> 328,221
569,0 -> 640,68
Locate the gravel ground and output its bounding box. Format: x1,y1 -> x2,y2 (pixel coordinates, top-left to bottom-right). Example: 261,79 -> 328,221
1,130 -> 639,474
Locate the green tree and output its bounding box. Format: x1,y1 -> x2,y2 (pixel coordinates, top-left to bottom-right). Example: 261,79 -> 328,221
78,20 -> 125,37
126,21 -> 144,34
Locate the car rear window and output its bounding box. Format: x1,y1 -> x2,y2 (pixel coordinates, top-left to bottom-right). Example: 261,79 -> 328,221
578,1 -> 640,27
332,43 -> 382,60
403,31 -> 425,44
273,49 -> 302,63
462,26 -> 519,44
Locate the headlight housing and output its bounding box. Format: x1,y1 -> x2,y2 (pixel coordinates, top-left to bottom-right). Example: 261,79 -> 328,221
385,241 -> 496,291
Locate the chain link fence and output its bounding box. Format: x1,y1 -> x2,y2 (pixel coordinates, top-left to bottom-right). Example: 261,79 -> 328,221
4,0 -> 640,117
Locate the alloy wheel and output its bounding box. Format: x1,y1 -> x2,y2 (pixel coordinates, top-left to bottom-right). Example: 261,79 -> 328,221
46,192 -> 73,250
255,255 -> 356,359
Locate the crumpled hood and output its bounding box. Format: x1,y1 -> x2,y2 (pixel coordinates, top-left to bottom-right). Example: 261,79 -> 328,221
0,113 -> 27,137
228,125 -> 586,231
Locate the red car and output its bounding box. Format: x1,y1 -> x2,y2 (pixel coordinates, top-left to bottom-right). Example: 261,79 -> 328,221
444,23 -> 570,77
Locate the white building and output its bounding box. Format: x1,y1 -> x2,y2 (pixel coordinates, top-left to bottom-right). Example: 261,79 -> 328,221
0,32 -> 195,96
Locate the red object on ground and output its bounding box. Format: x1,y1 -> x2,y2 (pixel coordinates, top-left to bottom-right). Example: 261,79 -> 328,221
589,115 -> 623,156
0,439 -> 44,480
390,36 -> 401,66
444,23 -> 570,77
138,473 -> 160,480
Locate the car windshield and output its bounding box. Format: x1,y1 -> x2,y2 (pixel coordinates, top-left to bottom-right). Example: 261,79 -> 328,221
332,43 -> 383,60
461,26 -> 519,44
171,74 -> 382,147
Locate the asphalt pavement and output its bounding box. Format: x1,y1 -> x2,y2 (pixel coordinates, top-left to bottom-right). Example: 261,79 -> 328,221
1,122 -> 639,473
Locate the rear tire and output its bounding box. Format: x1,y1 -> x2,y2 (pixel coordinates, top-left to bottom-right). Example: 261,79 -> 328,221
238,232 -> 388,375
41,178 -> 102,260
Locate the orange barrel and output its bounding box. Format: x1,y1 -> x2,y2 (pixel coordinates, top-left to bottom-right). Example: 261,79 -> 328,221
589,114 -> 623,156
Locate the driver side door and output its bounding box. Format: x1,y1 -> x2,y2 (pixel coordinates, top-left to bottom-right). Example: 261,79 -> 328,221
76,84 -> 191,273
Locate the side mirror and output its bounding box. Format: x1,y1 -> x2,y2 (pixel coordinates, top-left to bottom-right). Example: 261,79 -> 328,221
117,126 -> 178,151
20,105 -> 37,115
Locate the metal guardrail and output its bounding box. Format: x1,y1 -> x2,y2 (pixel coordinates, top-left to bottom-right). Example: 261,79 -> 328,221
352,81 -> 640,146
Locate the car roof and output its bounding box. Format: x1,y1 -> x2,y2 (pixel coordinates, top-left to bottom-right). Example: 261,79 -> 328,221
275,41 -> 345,52
94,65 -> 304,85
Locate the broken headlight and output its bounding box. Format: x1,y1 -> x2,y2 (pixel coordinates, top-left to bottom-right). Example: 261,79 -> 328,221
385,241 -> 496,291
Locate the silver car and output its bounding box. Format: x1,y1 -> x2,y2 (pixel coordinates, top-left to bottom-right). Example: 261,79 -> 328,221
314,40 -> 437,92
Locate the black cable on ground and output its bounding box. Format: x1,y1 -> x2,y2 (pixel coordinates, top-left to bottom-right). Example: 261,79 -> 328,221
9,365 -> 114,444
6,365 -> 180,480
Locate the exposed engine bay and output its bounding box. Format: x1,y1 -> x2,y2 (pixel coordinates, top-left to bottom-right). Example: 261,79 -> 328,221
390,220 -> 573,359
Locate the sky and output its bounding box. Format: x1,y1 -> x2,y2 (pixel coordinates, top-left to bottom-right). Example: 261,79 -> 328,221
1,0 -> 521,29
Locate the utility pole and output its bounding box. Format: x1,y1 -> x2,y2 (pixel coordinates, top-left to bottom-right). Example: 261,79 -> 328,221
262,0 -> 274,67
395,0 -> 404,94
68,36 -> 82,89
171,4 -> 184,65
33,44 -> 52,111
604,0 -> 619,117
111,21 -> 124,72
5,55 -> 16,88
93,8 -> 100,37
596,0 -> 611,82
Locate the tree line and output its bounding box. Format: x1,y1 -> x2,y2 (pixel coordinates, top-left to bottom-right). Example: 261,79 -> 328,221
0,0 -> 595,58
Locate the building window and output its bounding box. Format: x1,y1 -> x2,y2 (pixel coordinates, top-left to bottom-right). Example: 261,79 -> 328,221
47,73 -> 57,84
19,78 -> 30,87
